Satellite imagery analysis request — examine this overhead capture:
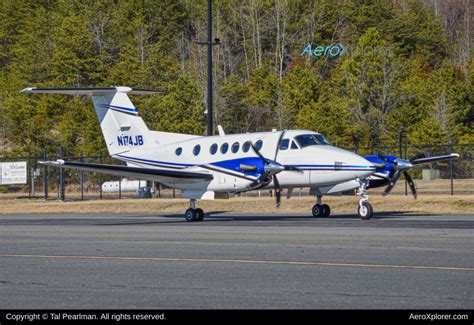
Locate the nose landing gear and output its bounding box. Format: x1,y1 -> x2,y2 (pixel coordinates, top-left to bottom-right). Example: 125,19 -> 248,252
184,199 -> 205,222
356,178 -> 373,220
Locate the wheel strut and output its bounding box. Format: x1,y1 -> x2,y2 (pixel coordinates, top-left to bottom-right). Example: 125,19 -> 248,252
356,178 -> 373,219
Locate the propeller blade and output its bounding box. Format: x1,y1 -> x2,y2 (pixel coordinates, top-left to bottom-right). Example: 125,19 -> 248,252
410,153 -> 459,165
409,152 -> 427,161
250,142 -> 266,161
274,130 -> 286,161
403,171 -> 417,199
382,170 -> 401,196
273,175 -> 281,208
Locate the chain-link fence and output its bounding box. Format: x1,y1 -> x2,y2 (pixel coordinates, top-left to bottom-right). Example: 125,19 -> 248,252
0,143 -> 472,201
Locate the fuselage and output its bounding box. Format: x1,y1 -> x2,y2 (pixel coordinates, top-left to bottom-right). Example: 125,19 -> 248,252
112,130 -> 376,194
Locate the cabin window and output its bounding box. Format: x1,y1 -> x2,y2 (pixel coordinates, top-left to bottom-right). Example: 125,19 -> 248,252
242,141 -> 251,153
279,139 -> 289,150
193,144 -> 201,156
175,147 -> 182,156
231,142 -> 240,153
210,143 -> 218,155
220,143 -> 229,154
255,140 -> 263,151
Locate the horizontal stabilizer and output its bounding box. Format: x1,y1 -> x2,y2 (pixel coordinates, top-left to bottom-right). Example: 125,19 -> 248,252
21,86 -> 163,96
39,160 -> 213,183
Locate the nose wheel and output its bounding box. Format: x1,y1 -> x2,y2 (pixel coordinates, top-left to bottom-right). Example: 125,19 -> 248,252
357,178 -> 373,219
358,201 -> 373,220
184,199 -> 205,222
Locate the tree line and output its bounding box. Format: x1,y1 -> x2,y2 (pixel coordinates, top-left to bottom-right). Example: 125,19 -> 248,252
0,0 -> 472,158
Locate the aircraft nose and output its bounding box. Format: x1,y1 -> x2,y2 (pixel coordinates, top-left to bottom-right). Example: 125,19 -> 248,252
355,156 -> 376,177
337,149 -> 376,178
315,146 -> 376,175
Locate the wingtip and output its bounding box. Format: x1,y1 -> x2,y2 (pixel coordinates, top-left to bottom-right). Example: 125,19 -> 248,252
20,87 -> 36,93
38,159 -> 65,165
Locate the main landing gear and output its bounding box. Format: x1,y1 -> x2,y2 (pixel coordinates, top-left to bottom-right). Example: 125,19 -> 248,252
311,179 -> 374,220
312,195 -> 331,217
356,178 -> 373,220
184,199 -> 205,222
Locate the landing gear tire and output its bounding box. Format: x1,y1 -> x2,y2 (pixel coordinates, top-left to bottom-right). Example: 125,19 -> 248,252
321,204 -> 330,217
358,201 -> 373,220
312,204 -> 330,217
185,208 -> 197,222
184,208 -> 205,222
195,208 -> 205,221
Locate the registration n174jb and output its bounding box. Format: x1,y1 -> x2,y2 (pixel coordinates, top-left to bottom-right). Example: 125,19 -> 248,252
21,86 -> 457,221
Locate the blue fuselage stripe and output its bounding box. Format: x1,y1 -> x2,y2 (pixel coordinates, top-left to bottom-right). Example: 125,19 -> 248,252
115,154 -> 375,172
116,154 -> 193,167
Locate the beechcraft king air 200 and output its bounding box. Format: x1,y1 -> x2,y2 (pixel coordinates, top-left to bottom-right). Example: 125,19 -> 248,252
21,86 -> 445,221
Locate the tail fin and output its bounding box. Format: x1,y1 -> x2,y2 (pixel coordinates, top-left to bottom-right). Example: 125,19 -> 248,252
88,87 -> 153,155
21,86 -> 196,156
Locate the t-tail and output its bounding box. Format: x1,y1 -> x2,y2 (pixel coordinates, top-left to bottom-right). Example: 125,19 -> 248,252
21,86 -> 199,156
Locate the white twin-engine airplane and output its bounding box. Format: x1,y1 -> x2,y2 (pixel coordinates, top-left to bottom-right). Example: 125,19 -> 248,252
21,86 -> 410,221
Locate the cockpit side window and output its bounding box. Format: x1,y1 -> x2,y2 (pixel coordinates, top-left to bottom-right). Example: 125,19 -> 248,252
290,140 -> 299,149
295,135 -> 319,148
314,134 -> 332,145
295,134 -> 332,148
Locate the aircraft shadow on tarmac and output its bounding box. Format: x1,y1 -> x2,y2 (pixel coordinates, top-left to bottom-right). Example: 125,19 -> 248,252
154,212 -> 474,229
160,210 -> 424,221
3,211 -> 471,230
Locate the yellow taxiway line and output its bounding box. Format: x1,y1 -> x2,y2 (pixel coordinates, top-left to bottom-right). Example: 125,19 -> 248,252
0,253 -> 473,272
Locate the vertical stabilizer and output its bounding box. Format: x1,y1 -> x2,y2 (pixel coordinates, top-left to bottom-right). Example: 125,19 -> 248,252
21,86 -> 201,156
21,87 -> 157,155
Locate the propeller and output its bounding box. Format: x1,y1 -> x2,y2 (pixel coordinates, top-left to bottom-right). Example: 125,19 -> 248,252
377,152 -> 459,198
377,153 -> 416,198
243,130 -> 302,207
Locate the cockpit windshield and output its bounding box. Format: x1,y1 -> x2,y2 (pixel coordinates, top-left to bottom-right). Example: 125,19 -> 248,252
294,134 -> 332,148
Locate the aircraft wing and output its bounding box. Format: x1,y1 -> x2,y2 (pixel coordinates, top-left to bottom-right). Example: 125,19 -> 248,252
39,160 -> 213,183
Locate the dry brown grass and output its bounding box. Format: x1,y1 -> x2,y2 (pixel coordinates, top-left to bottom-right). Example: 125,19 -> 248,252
1,179 -> 472,215
0,194 -> 472,215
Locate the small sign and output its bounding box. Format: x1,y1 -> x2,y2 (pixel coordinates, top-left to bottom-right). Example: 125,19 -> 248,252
0,161 -> 27,185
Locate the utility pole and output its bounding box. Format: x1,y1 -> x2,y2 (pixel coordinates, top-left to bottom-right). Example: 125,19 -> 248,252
207,0 -> 213,136
59,147 -> 65,201
398,126 -> 405,159
43,148 -> 48,201
398,126 -> 408,196
193,0 -> 220,136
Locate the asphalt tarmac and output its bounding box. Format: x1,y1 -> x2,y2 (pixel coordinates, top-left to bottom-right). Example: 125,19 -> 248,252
0,212 -> 473,309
